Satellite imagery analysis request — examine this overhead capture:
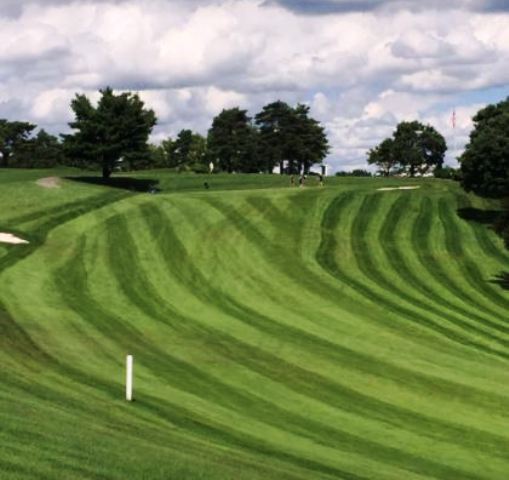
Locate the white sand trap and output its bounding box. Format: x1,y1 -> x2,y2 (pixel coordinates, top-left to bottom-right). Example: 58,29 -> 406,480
0,233 -> 29,244
377,186 -> 421,191
36,177 -> 61,188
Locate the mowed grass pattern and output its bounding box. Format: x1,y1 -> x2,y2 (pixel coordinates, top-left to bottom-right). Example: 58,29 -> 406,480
1,171 -> 509,479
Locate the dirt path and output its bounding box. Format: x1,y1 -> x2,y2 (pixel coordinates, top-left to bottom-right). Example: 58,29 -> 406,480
36,177 -> 61,188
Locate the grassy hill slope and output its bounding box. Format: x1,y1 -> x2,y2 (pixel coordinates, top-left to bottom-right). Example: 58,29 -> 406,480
1,170 -> 508,479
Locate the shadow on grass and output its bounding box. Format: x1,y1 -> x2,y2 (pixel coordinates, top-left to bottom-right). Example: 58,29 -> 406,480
65,176 -> 160,193
490,272 -> 509,290
457,207 -> 503,224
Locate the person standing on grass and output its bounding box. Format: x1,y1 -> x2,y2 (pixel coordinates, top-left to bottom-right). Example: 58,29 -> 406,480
290,175 -> 295,187
318,173 -> 324,187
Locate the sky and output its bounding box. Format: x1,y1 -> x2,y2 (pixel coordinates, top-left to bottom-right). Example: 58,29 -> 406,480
0,0 -> 508,171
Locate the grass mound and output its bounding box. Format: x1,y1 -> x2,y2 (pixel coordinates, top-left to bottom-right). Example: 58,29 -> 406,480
0,169 -> 508,479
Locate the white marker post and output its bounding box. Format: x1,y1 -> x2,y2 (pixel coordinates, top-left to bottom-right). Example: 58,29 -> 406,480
126,354 -> 133,402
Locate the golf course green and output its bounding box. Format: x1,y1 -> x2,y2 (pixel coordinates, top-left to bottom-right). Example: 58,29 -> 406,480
1,169 -> 508,479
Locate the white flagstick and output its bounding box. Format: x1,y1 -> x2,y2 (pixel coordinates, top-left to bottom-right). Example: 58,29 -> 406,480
126,355 -> 133,401
452,108 -> 457,160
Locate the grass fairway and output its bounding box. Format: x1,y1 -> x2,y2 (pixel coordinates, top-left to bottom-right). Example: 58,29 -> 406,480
1,169 -> 509,479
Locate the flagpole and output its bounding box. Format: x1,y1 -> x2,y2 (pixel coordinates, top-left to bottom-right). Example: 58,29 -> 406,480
452,108 -> 457,163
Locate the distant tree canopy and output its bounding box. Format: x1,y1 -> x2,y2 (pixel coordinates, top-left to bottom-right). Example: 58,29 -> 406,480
255,101 -> 329,174
0,120 -> 36,167
254,101 -> 293,173
148,144 -> 168,169
434,165 -> 460,180
169,129 -> 207,170
0,120 -> 64,168
13,129 -> 64,168
367,138 -> 397,176
207,108 -> 260,173
148,130 -> 208,172
335,169 -> 372,177
368,121 -> 447,177
203,102 -> 329,174
148,138 -> 175,169
2,93 -> 330,175
460,97 -> 509,198
63,87 -> 157,178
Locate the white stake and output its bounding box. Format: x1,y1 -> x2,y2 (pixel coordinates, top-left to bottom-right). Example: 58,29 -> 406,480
126,354 -> 133,401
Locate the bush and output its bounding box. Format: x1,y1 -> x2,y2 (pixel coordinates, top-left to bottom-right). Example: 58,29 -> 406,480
434,166 -> 461,180
190,163 -> 209,174
335,169 -> 372,177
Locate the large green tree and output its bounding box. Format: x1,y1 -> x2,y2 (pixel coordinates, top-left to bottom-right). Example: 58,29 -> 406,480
368,121 -> 446,177
207,108 -> 259,173
255,101 -> 329,174
393,121 -> 446,177
148,144 -> 167,168
460,97 -> 509,198
292,103 -> 329,174
12,129 -> 63,168
169,129 -> 207,169
0,120 -> 36,167
367,138 -> 397,176
254,101 -> 294,173
63,87 -> 156,178
460,97 -> 509,249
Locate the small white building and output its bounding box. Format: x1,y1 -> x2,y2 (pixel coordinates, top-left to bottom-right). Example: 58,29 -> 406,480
310,163 -> 329,177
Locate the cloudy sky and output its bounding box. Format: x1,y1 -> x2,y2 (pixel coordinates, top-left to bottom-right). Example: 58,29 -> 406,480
1,0 -> 508,171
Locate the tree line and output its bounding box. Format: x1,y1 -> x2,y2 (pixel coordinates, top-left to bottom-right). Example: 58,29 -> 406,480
0,120 -> 63,168
367,98 -> 509,249
367,120 -> 447,177
459,97 -> 509,249
0,88 -> 329,177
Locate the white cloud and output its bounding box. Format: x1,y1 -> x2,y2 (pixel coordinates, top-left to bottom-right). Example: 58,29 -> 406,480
204,87 -> 247,114
0,0 -> 507,170
30,88 -> 74,123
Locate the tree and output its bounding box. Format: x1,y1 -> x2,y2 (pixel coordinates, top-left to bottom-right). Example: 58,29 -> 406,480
170,129 -> 193,167
207,108 -> 259,173
186,133 -> 207,170
62,87 -> 157,178
13,129 -> 63,168
0,120 -> 36,167
460,97 -> 509,198
434,165 -> 460,180
148,144 -> 168,168
367,138 -> 397,176
393,121 -> 446,177
336,169 -> 372,177
150,137 -> 176,167
34,130 -> 63,166
367,121 -> 446,177
255,100 -> 295,173
292,104 -> 329,174
255,101 -> 329,174
169,129 -> 207,170
460,97 -> 509,250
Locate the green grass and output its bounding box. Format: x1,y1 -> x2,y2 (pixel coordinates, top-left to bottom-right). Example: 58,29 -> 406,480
0,168 -> 508,479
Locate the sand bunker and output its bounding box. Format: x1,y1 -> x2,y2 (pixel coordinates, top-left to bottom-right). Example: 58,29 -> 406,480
36,177 -> 61,188
0,233 -> 29,244
377,186 -> 421,191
